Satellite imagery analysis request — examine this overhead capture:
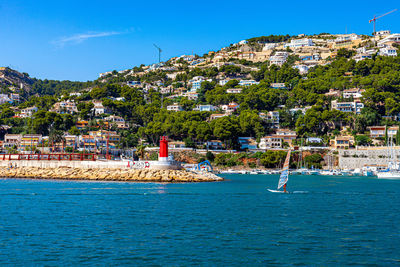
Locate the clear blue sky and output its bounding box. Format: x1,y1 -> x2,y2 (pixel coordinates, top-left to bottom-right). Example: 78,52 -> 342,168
0,0 -> 399,81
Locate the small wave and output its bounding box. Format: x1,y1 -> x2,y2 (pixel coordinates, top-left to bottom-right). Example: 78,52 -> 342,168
292,191 -> 309,194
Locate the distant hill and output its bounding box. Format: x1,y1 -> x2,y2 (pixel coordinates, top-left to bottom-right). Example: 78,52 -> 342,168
0,67 -> 34,92
0,67 -> 93,96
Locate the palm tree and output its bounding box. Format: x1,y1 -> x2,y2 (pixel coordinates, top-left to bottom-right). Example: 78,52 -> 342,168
136,145 -> 146,160
49,129 -> 65,152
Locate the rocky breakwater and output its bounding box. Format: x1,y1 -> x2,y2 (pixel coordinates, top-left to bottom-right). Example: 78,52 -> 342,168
0,167 -> 223,183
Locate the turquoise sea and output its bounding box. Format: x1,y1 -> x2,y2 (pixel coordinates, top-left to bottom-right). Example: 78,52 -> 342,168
0,174 -> 399,266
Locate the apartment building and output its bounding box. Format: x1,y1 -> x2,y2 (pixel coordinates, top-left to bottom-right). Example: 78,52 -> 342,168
3,134 -> 22,149
65,135 -> 79,150
20,134 -> 43,150
76,120 -> 89,129
330,135 -> 354,149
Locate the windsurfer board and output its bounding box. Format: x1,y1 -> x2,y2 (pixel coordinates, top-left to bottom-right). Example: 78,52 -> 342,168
267,189 -> 287,193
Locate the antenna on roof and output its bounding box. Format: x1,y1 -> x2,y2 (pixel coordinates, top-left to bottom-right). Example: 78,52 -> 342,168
153,44 -> 162,63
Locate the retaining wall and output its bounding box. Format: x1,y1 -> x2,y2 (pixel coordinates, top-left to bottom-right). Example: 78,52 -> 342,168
338,147 -> 400,169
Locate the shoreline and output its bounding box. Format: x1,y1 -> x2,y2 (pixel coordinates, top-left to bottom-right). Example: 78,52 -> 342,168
0,167 -> 223,183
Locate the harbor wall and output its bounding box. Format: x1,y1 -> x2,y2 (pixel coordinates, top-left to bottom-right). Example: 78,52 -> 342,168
338,147 -> 400,169
0,159 -> 181,170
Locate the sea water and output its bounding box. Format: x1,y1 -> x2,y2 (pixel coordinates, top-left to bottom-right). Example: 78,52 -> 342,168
0,175 -> 399,266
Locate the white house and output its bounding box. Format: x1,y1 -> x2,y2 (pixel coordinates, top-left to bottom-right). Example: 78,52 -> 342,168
92,101 -> 111,115
262,43 -> 279,51
189,76 -> 212,91
0,94 -> 12,105
353,53 -> 373,62
378,34 -> 400,46
258,136 -> 283,149
284,38 -> 314,48
294,65 -> 309,74
335,34 -> 360,42
70,92 -> 82,97
3,134 -> 22,149
20,106 -> 38,118
104,115 -> 128,129
167,103 -> 184,112
374,30 -> 391,36
182,91 -> 199,100
289,106 -> 312,115
342,88 -> 365,99
238,80 -> 259,86
219,79 -> 230,86
220,102 -> 239,114
331,100 -> 364,114
193,105 -> 217,112
51,100 -> 78,114
269,51 -> 289,66
379,47 -> 397,57
209,114 -> 228,121
226,88 -> 242,94
388,126 -> 399,138
270,83 -> 287,89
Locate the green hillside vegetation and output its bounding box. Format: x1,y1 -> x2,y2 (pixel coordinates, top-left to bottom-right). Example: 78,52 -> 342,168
0,47 -> 399,151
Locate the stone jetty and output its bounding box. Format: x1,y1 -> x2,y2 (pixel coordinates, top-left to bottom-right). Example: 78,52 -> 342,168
0,167 -> 223,183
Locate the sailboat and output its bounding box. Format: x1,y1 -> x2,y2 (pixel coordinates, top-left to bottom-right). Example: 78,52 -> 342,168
268,149 -> 291,193
377,135 -> 400,179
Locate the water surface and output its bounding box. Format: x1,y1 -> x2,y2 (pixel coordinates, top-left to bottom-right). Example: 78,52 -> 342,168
0,175 -> 399,266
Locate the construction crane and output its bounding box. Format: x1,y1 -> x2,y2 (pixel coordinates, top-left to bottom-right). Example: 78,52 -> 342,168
369,9 -> 397,35
153,44 -> 162,63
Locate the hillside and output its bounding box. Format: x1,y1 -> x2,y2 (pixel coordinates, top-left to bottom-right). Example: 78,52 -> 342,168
0,67 -> 34,92
0,32 -> 399,166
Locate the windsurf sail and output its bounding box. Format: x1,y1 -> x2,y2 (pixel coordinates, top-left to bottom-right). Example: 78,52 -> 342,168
278,150 -> 291,189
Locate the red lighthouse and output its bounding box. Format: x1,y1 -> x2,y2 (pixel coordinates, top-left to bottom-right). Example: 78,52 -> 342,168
159,136 -> 168,161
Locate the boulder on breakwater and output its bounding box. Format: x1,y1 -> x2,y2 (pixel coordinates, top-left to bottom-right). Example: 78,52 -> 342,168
0,167 -> 223,183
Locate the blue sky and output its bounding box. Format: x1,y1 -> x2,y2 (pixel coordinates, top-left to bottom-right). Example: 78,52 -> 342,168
0,0 -> 399,81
